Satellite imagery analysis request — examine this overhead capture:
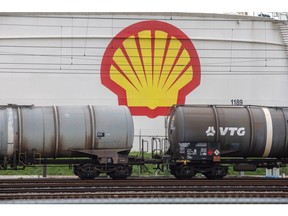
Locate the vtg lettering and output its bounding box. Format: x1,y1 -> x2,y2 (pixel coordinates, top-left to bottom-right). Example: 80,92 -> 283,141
219,127 -> 245,136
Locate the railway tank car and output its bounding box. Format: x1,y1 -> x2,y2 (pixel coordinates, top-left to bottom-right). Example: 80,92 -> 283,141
167,105 -> 288,179
0,104 -> 134,180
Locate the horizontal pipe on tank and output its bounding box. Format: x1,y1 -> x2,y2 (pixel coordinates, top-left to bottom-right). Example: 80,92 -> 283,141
168,105 -> 288,158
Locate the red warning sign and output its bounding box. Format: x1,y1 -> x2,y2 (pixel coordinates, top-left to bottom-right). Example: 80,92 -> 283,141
208,149 -> 214,156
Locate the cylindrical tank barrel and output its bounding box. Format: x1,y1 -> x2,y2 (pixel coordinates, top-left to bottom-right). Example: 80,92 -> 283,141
168,105 -> 288,158
0,105 -> 134,158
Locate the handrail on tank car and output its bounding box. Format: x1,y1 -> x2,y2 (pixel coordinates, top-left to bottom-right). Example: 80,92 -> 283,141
140,139 -> 149,159
151,137 -> 162,159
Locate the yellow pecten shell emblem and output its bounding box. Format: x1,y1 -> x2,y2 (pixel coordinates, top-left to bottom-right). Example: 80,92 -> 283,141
110,30 -> 193,110
101,20 -> 201,118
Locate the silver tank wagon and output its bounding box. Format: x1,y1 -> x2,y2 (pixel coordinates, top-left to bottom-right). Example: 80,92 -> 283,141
0,104 -> 134,179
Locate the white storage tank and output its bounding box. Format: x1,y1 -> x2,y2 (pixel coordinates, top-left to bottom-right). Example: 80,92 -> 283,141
0,13 -> 287,150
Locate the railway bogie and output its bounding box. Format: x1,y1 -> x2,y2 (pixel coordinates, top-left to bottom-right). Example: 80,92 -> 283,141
73,163 -> 133,180
169,162 -> 228,180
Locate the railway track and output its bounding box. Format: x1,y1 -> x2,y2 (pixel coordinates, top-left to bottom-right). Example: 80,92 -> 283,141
1,177 -> 288,202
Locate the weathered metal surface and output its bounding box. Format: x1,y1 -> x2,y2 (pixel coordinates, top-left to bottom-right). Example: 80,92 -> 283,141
168,105 -> 288,158
0,105 -> 134,160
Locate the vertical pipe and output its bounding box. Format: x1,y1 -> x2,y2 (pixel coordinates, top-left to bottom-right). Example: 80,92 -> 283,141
212,105 -> 219,142
52,105 -> 59,158
88,105 -> 95,149
7,107 -> 14,157
43,164 -> 47,177
246,106 -> 254,156
17,107 -> 22,154
262,107 -> 273,157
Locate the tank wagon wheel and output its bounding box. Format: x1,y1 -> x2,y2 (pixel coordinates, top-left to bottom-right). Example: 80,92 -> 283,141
203,166 -> 228,180
108,165 -> 132,180
170,165 -> 196,180
73,164 -> 100,180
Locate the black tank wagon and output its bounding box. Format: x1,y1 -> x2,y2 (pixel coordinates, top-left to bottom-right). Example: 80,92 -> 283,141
167,105 -> 288,179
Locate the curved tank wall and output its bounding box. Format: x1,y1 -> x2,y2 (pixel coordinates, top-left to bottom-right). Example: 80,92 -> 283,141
0,105 -> 134,158
168,105 -> 288,158
0,13 -> 287,150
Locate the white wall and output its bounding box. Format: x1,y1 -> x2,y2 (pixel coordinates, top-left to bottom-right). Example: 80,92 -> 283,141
0,13 -> 287,150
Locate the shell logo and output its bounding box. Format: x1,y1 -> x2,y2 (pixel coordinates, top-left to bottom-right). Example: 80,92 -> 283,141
101,21 -> 201,118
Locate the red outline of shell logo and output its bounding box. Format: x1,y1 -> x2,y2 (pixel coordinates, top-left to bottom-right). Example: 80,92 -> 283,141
101,20 -> 201,118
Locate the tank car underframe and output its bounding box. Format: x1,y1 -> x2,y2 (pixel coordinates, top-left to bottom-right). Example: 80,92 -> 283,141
72,163 -> 132,180
168,158 -> 288,179
0,148 -> 133,180
70,149 -> 133,180
169,160 -> 228,179
221,158 -> 288,170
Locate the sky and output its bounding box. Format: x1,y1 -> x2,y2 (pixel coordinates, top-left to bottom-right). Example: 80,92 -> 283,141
0,0 -> 285,13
